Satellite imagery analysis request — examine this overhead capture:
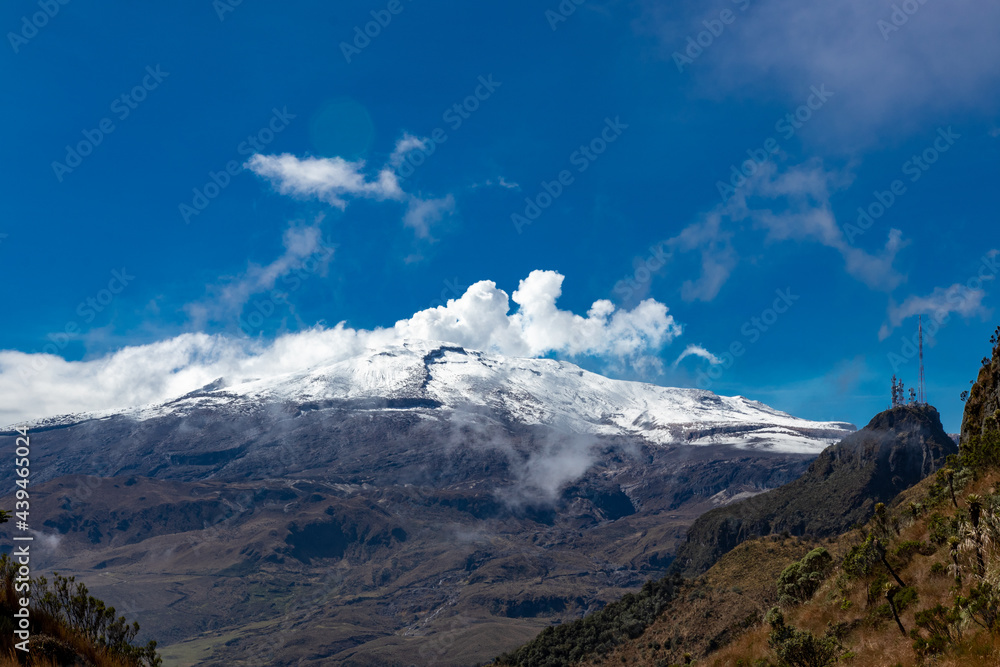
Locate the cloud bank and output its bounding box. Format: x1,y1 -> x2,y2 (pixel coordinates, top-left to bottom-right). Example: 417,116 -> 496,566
0,271 -> 681,426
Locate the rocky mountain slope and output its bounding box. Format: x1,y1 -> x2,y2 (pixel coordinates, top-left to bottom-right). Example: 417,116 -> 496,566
670,403 -> 956,577
497,328 -> 1000,667
0,341 -> 854,666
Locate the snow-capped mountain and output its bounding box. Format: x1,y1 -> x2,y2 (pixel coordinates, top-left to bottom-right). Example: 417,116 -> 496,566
2,341 -> 859,666
24,340 -> 854,453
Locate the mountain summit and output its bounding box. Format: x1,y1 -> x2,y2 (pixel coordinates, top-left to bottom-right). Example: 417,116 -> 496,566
20,340 -> 853,467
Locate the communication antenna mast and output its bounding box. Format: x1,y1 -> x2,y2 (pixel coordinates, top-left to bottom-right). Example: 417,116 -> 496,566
918,315 -> 926,405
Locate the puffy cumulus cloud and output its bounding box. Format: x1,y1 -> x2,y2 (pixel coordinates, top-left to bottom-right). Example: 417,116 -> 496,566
879,283 -> 990,340
665,161 -> 906,301
397,270 -> 681,359
0,271 -> 681,426
246,135 -> 456,239
645,0 -> 1000,145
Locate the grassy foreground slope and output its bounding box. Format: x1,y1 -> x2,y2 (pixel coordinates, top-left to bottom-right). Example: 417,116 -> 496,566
0,554 -> 161,666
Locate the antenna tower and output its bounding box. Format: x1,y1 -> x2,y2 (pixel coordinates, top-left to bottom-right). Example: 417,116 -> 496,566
918,315 -> 926,404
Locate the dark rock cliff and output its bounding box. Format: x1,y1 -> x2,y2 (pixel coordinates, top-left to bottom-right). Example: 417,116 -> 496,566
671,403 -> 957,577
961,327 -> 1000,446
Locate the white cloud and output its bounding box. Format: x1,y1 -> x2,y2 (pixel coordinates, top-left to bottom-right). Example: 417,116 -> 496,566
878,283 -> 990,340
0,271 -> 682,426
247,137 -> 456,238
397,270 -> 682,359
672,344 -> 723,370
471,176 -> 521,190
245,154 -> 402,208
389,133 -> 427,167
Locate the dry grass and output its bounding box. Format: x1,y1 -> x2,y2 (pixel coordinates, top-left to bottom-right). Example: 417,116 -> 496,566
0,560 -> 155,667
571,469 -> 1000,666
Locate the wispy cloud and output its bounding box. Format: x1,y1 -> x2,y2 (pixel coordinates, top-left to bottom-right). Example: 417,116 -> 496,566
471,176 -> 521,190
389,133 -> 427,167
672,344 -> 723,369
644,0 -> 1000,145
666,161 -> 905,301
404,195 -> 455,238
185,221 -> 333,328
879,283 -> 991,340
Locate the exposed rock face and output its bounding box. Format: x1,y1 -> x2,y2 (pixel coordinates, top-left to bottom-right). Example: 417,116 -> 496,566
961,332 -> 1000,445
671,404 -> 957,577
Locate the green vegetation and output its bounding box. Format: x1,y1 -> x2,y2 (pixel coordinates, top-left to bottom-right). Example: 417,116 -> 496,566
764,607 -> 843,667
0,553 -> 160,666
493,575 -> 681,667
776,548 -> 832,606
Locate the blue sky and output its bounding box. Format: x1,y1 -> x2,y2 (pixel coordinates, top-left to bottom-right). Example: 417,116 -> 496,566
2,0 -> 999,432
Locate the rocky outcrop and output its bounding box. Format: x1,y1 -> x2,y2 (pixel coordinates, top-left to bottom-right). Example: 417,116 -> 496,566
671,404 -> 957,577
960,327 -> 1000,446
